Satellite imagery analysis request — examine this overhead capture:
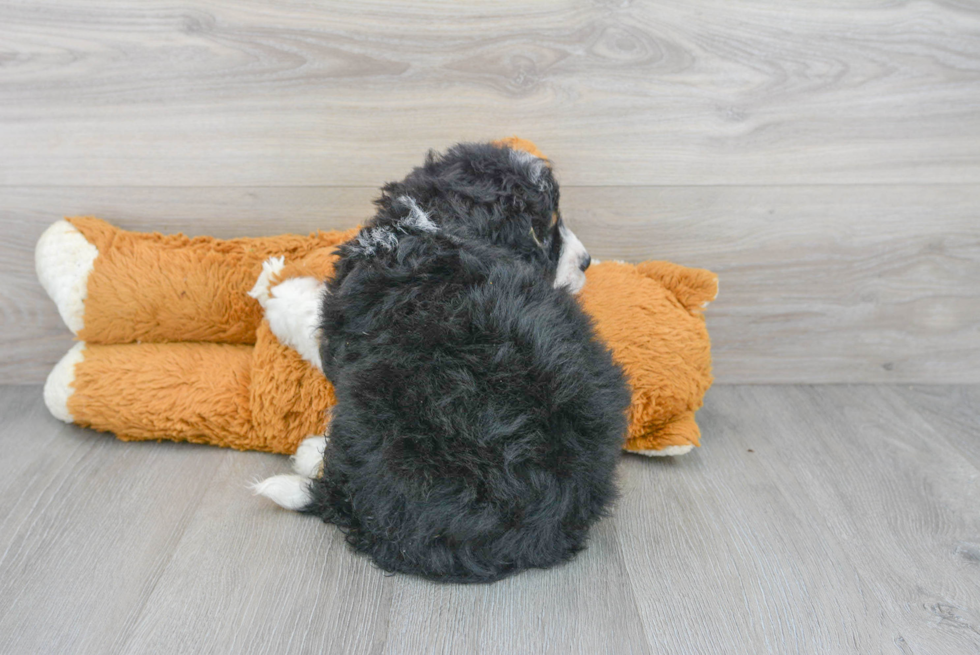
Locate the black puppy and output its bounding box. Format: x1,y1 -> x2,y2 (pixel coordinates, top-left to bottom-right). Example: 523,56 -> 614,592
255,143 -> 630,583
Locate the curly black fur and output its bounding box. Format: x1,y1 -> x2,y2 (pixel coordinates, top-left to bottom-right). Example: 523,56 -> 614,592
303,143 -> 631,583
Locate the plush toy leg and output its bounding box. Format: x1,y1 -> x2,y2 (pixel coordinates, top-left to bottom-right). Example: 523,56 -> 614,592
45,340 -> 256,448
247,321 -> 334,454
43,323 -> 334,454
625,411 -> 701,457
38,216 -> 355,345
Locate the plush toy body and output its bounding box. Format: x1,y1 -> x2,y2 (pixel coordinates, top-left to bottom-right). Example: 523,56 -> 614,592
36,215 -> 716,457
35,137 -> 716,457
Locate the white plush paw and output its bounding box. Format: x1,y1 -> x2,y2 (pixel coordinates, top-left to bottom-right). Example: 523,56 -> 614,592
252,434 -> 326,511
247,256 -> 286,309
251,474 -> 313,511
633,445 -> 695,457
263,276 -> 324,370
44,342 -> 86,423
35,220 -> 99,334
291,435 -> 327,479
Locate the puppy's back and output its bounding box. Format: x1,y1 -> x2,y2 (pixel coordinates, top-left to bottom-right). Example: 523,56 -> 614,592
309,242 -> 630,583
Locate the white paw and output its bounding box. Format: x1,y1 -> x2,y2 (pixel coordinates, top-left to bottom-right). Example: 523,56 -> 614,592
251,474 -> 313,511
44,342 -> 86,423
291,435 -> 326,479
633,444 -> 695,457
264,276 -> 324,370
35,220 -> 99,334
247,256 -> 286,309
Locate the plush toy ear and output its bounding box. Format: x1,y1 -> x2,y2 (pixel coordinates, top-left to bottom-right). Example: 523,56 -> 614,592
492,136 -> 548,161
635,261 -> 718,314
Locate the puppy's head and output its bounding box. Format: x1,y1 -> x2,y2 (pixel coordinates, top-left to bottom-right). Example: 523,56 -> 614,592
377,142 -> 591,293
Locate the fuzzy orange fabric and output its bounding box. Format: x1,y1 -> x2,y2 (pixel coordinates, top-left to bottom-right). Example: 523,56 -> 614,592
492,136 -> 549,161
68,216 -> 357,345
52,217 -> 715,455
68,323 -> 334,454
47,139 -> 714,455
577,261 -> 715,452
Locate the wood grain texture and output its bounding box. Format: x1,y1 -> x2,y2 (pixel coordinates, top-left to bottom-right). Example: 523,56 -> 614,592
569,185 -> 980,384
887,384 -> 980,468
4,185 -> 978,384
0,387 -> 233,655
1,0 -> 979,186
616,384 -> 980,654
3,0 -> 979,381
2,385 -> 979,654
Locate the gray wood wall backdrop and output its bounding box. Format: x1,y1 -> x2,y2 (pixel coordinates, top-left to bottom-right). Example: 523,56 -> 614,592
2,0 -> 978,384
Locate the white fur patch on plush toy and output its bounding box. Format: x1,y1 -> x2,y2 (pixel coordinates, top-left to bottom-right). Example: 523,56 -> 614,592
253,436 -> 325,510
291,435 -> 327,479
35,220 -> 98,334
247,256 -> 286,308
264,277 -> 325,371
44,341 -> 85,423
251,474 -> 313,510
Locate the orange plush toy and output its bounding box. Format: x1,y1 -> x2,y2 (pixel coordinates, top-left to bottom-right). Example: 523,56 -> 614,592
35,141 -> 717,457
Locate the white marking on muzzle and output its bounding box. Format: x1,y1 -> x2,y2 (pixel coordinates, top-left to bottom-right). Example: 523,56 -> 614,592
554,224 -> 589,294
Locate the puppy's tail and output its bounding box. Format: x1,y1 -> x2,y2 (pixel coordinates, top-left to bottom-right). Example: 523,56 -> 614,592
251,475 -> 313,511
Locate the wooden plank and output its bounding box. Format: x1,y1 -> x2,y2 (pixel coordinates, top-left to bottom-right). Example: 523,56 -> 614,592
615,384 -> 980,654
117,453 -> 392,653
4,184 -> 978,384
1,0 -> 979,186
117,451 -> 396,655
3,385 -> 979,653
121,448 -> 653,655
887,385 -> 980,468
569,185 -> 980,384
378,521 -> 652,655
0,387 -> 231,655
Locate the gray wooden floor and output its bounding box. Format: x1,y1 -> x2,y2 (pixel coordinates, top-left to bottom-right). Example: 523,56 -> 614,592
2,384 -> 978,655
